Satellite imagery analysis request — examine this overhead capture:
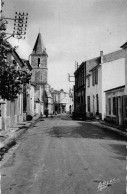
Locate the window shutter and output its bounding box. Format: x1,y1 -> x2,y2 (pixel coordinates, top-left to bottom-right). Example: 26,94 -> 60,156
96,94 -> 99,112
92,71 -> 94,86
87,96 -> 90,112
95,68 -> 98,84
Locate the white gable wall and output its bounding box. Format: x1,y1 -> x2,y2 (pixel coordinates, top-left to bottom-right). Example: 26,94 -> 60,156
102,58 -> 125,119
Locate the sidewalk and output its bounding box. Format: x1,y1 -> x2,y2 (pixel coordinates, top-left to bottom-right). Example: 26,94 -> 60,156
0,114 -> 40,160
86,120 -> 127,138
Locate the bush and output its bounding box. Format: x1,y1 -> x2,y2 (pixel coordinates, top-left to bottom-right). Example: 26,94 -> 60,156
26,115 -> 33,121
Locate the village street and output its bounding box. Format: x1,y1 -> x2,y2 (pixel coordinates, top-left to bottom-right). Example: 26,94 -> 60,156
1,114 -> 127,194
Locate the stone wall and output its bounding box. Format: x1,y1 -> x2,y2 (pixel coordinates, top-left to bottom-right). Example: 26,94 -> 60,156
31,54 -> 48,84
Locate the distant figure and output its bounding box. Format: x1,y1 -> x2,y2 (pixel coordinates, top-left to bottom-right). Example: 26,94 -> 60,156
69,105 -> 72,114
44,108 -> 48,118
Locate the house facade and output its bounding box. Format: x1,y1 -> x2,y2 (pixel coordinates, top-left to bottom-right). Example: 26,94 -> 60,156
105,85 -> 125,125
0,50 -> 25,130
22,59 -> 35,120
73,62 -> 86,119
85,49 -> 125,122
101,49 -> 125,123
26,83 -> 35,117
74,46 -> 126,126
51,89 -> 73,114
86,56 -> 101,119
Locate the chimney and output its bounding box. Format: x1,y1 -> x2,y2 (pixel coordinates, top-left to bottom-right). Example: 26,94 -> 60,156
100,51 -> 103,64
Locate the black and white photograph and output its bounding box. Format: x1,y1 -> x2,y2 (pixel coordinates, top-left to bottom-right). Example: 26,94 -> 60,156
0,0 -> 127,193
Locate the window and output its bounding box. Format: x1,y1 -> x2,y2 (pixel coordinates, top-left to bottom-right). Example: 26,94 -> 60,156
96,94 -> 99,113
95,69 -> 98,84
20,95 -> 22,115
87,96 -> 90,112
75,78 -> 78,90
78,97 -> 80,104
0,104 -> 1,117
87,76 -> 90,87
13,60 -> 16,65
81,69 -> 84,85
81,96 -> 83,103
7,101 -> 10,116
92,71 -> 95,86
113,97 -> 116,115
108,98 -> 111,115
79,74 -> 81,87
92,68 -> 98,86
34,102 -> 36,109
14,99 -> 17,115
38,58 -> 40,68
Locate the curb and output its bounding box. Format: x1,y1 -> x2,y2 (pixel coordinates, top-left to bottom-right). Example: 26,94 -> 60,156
0,115 -> 40,160
87,121 -> 127,138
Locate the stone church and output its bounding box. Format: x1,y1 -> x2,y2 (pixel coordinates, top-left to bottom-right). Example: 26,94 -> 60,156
30,33 -> 53,115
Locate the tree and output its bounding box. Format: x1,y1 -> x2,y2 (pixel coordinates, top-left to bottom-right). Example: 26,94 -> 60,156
0,16 -> 31,101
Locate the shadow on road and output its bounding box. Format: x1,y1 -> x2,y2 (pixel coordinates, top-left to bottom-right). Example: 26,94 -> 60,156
47,122 -> 127,142
46,121 -> 127,160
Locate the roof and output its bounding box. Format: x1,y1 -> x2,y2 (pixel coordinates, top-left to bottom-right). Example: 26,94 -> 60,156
31,33 -> 48,56
86,49 -> 125,76
86,57 -> 101,75
120,42 -> 127,49
74,62 -> 86,75
11,50 -> 25,68
53,90 -> 60,94
104,85 -> 125,93
103,49 -> 125,63
22,59 -> 32,70
30,82 -> 36,87
89,64 -> 101,72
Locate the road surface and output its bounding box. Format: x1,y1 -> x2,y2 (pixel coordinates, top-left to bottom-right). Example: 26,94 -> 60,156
1,115 -> 127,194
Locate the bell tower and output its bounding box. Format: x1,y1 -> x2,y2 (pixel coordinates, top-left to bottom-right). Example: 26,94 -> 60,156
30,33 -> 48,85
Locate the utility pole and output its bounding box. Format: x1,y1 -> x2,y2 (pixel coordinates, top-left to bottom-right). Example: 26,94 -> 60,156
0,0 -> 1,18
0,0 -> 3,18
0,0 -> 28,40
4,12 -> 28,40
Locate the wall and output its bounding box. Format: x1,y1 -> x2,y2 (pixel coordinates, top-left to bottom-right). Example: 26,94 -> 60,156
102,58 -> 125,119
27,85 -> 35,117
105,88 -> 124,125
31,55 -> 48,84
86,66 -> 102,118
124,48 -> 127,95
1,93 -> 24,130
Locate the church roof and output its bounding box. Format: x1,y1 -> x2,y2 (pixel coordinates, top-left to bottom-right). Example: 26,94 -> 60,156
31,33 -> 47,55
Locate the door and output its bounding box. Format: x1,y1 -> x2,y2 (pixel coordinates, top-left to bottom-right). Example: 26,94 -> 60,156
118,96 -> 123,126
10,101 -> 15,126
123,95 -> 127,127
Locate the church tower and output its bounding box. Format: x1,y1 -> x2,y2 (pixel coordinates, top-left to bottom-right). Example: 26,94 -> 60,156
30,33 -> 48,85
30,33 -> 50,115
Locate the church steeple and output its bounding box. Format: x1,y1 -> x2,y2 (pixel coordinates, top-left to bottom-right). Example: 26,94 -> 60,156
30,32 -> 48,85
32,33 -> 47,56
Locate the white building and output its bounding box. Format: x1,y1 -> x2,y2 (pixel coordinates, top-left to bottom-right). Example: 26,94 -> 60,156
86,49 -> 125,122
51,89 -> 73,114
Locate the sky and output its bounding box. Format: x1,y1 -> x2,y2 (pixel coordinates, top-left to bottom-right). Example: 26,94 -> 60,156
3,0 -> 127,92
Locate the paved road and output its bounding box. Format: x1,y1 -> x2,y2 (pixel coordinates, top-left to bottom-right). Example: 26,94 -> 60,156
1,115 -> 127,194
